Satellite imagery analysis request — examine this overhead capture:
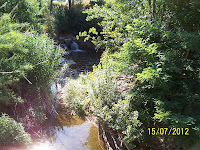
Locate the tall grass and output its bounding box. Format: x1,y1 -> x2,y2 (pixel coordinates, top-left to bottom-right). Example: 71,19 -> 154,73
0,13 -> 63,146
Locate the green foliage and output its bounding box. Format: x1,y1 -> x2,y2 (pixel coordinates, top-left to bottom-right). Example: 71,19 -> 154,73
0,0 -> 53,32
0,113 -> 31,147
0,1 -> 62,148
62,61 -> 142,146
165,0 -> 200,32
52,4 -> 94,35
0,13 -> 62,95
0,13 -> 62,145
76,0 -> 200,148
0,0 -> 40,25
125,26 -> 200,148
22,33 -> 62,84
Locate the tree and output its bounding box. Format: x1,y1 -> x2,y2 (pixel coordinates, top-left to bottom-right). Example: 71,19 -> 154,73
152,0 -> 156,18
69,0 -> 71,8
50,0 -> 53,12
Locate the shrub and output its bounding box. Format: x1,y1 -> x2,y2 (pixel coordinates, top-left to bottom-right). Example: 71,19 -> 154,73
0,0 -> 40,25
0,113 -> 31,147
126,29 -> 200,148
0,13 -> 62,104
77,1 -> 200,149
0,2 -> 63,148
62,60 -> 142,146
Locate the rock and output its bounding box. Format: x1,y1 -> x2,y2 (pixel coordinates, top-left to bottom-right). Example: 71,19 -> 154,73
76,38 -> 96,52
63,51 -> 70,56
64,38 -> 72,45
66,59 -> 77,69
60,57 -> 66,64
54,40 -> 59,45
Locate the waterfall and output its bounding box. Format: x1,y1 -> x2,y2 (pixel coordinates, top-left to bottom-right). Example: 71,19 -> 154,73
71,41 -> 79,50
59,41 -> 86,55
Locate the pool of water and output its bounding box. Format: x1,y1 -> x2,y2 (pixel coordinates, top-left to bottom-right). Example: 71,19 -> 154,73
31,110 -> 105,150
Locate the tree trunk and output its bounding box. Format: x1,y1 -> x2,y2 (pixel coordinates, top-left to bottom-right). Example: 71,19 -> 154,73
148,0 -> 151,14
152,0 -> 156,18
69,0 -> 71,9
50,0 -> 53,12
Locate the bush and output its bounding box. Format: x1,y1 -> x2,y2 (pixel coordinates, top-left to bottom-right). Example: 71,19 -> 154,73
62,59 -> 142,146
0,0 -> 40,25
125,28 -> 200,148
0,114 -> 31,147
0,0 -> 52,32
77,1 -> 200,149
0,13 -> 62,104
52,4 -> 94,35
0,2 -> 63,148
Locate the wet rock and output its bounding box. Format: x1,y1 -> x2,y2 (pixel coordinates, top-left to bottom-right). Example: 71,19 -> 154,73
64,38 -> 72,45
66,59 -> 77,69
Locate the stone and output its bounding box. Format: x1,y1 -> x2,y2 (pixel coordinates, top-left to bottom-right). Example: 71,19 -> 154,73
66,59 -> 77,69
64,38 -> 72,45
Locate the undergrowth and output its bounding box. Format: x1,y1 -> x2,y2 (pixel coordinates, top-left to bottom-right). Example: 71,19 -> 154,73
0,114 -> 31,147
62,0 -> 200,149
62,57 -> 142,147
0,12 -> 63,146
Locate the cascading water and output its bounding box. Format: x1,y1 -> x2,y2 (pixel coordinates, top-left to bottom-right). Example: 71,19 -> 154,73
59,41 -> 86,65
69,41 -> 86,53
59,41 -> 86,53
71,41 -> 79,50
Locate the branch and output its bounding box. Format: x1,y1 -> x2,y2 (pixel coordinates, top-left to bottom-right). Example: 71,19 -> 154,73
0,2 -> 7,9
9,4 -> 18,15
23,76 -> 32,84
0,72 -> 13,74
34,60 -> 48,66
184,49 -> 190,61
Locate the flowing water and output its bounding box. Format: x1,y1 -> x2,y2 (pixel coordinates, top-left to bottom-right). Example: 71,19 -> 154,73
71,41 -> 79,50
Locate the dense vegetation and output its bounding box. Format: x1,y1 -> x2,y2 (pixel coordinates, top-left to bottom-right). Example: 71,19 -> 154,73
52,3 -> 91,35
62,0 -> 200,149
0,0 -> 62,147
51,0 -> 103,35
0,0 -> 200,149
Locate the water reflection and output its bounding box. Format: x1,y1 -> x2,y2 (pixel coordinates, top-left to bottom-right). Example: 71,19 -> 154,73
31,110 -> 105,150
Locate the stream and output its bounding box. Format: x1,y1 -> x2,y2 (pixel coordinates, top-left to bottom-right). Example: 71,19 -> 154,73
31,41 -> 106,150
31,110 -> 105,150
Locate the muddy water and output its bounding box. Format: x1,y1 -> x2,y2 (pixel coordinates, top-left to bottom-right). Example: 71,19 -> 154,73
31,107 -> 105,150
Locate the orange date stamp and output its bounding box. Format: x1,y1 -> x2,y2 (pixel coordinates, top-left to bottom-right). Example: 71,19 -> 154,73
148,128 -> 189,136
